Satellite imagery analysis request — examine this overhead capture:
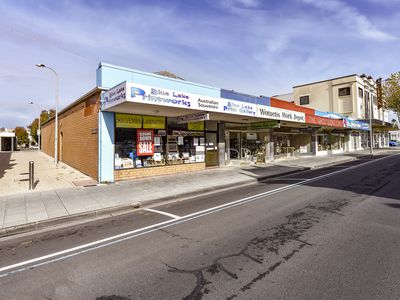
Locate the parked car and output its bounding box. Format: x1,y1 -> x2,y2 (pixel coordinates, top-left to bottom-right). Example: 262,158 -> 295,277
389,140 -> 398,147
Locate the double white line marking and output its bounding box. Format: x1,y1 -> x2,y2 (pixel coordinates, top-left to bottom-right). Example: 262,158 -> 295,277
0,154 -> 396,278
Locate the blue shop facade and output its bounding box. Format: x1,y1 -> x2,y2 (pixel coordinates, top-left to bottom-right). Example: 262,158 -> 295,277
96,63 -> 315,182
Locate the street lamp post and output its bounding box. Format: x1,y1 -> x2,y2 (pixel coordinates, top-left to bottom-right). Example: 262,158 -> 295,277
36,64 -> 59,166
369,94 -> 374,155
28,101 -> 41,151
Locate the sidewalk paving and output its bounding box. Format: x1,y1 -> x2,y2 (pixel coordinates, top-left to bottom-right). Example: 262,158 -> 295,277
0,149 -> 390,236
0,150 -> 93,197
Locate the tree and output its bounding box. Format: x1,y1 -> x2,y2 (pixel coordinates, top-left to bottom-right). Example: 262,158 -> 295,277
27,109 -> 56,144
14,127 -> 29,146
383,72 -> 400,121
28,118 -> 39,144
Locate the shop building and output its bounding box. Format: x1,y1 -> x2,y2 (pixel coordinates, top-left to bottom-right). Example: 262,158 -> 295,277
41,63 -> 370,183
279,74 -> 393,148
389,130 -> 400,142
269,97 -> 370,156
100,76 -> 306,181
0,128 -> 16,152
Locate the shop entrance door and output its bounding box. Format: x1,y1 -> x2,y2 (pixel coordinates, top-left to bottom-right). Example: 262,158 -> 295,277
205,132 -> 218,167
227,130 -> 267,163
228,131 -> 241,160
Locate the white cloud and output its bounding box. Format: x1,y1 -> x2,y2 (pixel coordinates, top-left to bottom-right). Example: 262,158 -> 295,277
300,0 -> 396,41
0,0 -> 399,128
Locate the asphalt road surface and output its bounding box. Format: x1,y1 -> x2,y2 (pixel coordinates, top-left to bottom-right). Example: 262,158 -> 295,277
1,152 -> 400,300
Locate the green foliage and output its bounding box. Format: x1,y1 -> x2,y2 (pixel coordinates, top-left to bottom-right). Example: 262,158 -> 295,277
29,119 -> 39,143
27,109 -> 56,143
383,72 -> 400,119
14,127 -> 29,146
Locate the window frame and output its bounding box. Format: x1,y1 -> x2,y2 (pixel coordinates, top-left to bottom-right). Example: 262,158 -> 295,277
299,95 -> 310,105
358,87 -> 363,98
338,87 -> 351,97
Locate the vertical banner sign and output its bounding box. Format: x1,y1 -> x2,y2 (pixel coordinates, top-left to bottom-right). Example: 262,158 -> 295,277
137,129 -> 154,156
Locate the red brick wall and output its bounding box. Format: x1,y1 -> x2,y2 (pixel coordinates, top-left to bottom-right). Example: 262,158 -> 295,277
115,163 -> 206,181
40,91 -> 101,180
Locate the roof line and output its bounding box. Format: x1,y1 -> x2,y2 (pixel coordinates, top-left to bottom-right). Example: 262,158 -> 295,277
42,86 -> 106,126
293,74 -> 359,88
98,62 -> 221,91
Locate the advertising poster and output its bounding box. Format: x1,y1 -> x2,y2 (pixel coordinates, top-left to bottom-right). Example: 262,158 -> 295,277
137,129 -> 154,156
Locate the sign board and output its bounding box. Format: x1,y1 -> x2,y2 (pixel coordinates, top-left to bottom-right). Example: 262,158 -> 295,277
306,115 -> 344,128
137,129 -> 154,156
143,116 -> 165,129
315,110 -> 343,119
177,112 -> 209,123
258,105 -> 305,123
102,82 -> 126,110
188,121 -> 205,131
343,118 -> 370,131
300,146 -> 308,153
246,133 -> 257,140
115,113 -> 142,128
103,82 -> 307,123
222,99 -> 257,117
251,120 -> 279,129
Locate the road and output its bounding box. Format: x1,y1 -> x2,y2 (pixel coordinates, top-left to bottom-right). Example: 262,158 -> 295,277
0,152 -> 400,299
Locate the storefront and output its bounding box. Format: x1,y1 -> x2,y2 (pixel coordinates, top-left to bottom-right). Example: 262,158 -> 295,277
273,127 -> 314,158
316,129 -> 347,154
343,118 -> 370,151
39,63 -> 375,183
114,114 -> 208,170
225,120 -> 280,163
305,114 -> 346,155
101,80 -> 308,178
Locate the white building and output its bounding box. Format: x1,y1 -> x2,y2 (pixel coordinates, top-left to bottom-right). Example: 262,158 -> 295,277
0,128 -> 16,152
278,74 -> 393,148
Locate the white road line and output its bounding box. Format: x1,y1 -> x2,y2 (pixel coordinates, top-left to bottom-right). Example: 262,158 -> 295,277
143,208 -> 181,219
0,153 -> 397,277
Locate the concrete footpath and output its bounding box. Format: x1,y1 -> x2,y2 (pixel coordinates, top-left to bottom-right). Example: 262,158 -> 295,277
0,149 -> 389,237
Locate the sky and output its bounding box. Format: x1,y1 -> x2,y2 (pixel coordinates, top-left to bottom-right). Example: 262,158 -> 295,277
1,0 -> 399,128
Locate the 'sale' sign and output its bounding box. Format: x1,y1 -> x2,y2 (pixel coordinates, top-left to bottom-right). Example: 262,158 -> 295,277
137,129 -> 154,156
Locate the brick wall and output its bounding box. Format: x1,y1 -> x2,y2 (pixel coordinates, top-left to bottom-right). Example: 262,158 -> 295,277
41,121 -> 55,158
41,91 -> 101,180
114,163 -> 206,181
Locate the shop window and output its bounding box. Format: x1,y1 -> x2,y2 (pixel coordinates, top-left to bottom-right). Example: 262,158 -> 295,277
317,132 -> 343,151
299,95 -> 309,105
338,87 -> 351,97
114,114 -> 205,170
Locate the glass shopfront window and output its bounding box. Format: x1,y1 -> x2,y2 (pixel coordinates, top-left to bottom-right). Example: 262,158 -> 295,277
274,131 -> 311,156
317,130 -> 345,151
114,114 -> 205,170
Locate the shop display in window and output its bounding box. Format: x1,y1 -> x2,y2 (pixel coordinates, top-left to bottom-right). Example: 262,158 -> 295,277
114,114 -> 206,170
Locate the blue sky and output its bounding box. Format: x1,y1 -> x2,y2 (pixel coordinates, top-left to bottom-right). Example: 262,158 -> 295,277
1,0 -> 399,127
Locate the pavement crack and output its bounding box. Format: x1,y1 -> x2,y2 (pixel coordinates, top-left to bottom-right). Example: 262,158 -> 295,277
292,238 -> 312,246
163,198 -> 353,299
241,252 -> 263,264
159,228 -> 193,241
240,261 -> 282,292
214,262 -> 238,279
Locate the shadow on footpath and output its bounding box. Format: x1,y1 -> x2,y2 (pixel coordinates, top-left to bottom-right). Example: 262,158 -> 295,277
0,152 -> 16,180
